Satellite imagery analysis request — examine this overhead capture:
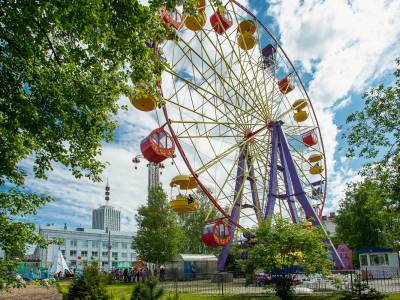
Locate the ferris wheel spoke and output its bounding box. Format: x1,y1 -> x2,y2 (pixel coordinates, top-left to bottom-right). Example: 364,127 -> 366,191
226,4 -> 274,121
175,39 -> 257,125
165,66 -> 262,126
191,19 -> 269,124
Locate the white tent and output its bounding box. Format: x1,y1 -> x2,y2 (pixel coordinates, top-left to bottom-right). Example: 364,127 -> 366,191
50,250 -> 70,274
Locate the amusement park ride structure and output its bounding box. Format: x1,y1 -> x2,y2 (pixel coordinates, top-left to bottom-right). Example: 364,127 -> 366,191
131,0 -> 344,270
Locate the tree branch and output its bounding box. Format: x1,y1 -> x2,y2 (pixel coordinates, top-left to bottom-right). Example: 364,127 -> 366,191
32,17 -> 61,65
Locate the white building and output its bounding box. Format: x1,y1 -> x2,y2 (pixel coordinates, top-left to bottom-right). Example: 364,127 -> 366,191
38,225 -> 136,270
92,181 -> 121,231
321,212 -> 336,236
358,248 -> 400,278
37,181 -> 135,270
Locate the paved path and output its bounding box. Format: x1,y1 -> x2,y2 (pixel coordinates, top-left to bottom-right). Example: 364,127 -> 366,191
0,285 -> 62,300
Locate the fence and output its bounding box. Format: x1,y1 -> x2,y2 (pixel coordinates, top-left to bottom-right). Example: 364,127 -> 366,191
159,268 -> 400,296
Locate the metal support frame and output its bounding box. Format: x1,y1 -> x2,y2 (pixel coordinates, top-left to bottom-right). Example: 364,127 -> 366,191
263,122 -> 344,268
217,146 -> 247,272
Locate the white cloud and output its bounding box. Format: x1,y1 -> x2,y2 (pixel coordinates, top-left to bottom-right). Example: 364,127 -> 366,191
268,0 -> 400,210
336,97 -> 352,110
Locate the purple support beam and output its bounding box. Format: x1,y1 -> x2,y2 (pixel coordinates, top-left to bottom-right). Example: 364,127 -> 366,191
277,140 -> 299,224
275,123 -> 345,268
246,156 -> 262,224
217,146 -> 246,272
264,123 -> 279,220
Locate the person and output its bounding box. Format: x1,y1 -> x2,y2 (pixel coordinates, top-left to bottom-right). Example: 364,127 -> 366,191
191,265 -> 196,279
123,268 -> 128,283
159,265 -> 165,281
188,194 -> 194,204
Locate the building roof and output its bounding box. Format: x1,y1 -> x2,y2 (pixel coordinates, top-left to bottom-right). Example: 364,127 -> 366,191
177,254 -> 218,262
356,248 -> 394,254
39,225 -> 134,236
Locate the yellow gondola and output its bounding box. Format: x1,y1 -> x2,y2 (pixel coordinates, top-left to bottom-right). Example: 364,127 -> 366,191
238,33 -> 256,50
170,194 -> 199,213
197,0 -> 206,13
292,99 -> 308,111
308,154 -> 323,163
309,164 -> 323,175
238,20 -> 256,34
170,174 -> 198,190
293,110 -> 308,122
129,87 -> 157,112
185,12 -> 206,31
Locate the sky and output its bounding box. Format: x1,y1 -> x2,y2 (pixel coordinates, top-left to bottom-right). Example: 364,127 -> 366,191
20,0 -> 400,232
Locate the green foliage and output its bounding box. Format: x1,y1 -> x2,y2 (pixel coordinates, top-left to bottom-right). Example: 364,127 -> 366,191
240,217 -> 331,299
177,189 -> 219,254
343,58 -> 400,161
65,264 -> 109,300
132,186 -> 183,264
339,57 -> 400,253
131,277 -> 164,300
339,275 -> 386,300
335,180 -> 390,251
1,0 -> 221,289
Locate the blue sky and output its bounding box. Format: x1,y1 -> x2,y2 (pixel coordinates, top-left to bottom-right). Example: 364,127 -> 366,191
20,0 -> 400,231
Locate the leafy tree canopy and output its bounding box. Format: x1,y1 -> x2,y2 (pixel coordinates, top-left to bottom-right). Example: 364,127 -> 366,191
338,57 -> 400,252
0,0 -> 219,289
132,186 -> 183,264
343,58 -> 400,161
239,217 -> 331,299
335,180 -> 399,251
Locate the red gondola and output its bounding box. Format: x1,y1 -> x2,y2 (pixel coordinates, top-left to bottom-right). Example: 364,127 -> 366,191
278,76 -> 295,94
302,130 -> 318,147
160,8 -> 182,30
140,127 -> 175,163
210,7 -> 232,35
202,219 -> 231,247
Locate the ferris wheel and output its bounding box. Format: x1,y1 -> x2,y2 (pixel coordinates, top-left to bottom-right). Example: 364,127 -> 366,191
131,0 -> 344,270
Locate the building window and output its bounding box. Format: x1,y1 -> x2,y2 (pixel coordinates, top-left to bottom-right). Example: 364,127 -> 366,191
112,242 -> 119,248
91,241 -> 99,248
81,250 -> 88,257
80,240 -> 89,248
70,260 -> 76,267
102,252 -> 108,258
61,250 -> 66,257
102,241 -> 109,249
360,255 -> 368,266
70,240 -> 77,247
131,253 -> 136,260
121,242 -> 128,249
121,253 -> 127,259
70,250 -> 77,256
112,252 -> 118,259
91,251 -> 98,258
370,254 -> 388,266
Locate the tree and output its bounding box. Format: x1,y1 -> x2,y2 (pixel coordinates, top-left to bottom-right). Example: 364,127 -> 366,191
132,186 -> 183,264
240,217 -> 331,300
340,57 -> 400,251
177,189 -> 219,254
0,0 -> 210,288
65,264 -> 109,300
335,180 -> 398,251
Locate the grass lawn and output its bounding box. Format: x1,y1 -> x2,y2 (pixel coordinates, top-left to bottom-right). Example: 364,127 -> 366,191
56,280 -> 400,300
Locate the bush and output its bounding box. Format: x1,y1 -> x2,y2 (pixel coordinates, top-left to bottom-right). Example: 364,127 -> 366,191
65,264 -> 109,300
339,275 -> 386,300
131,277 -> 164,300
